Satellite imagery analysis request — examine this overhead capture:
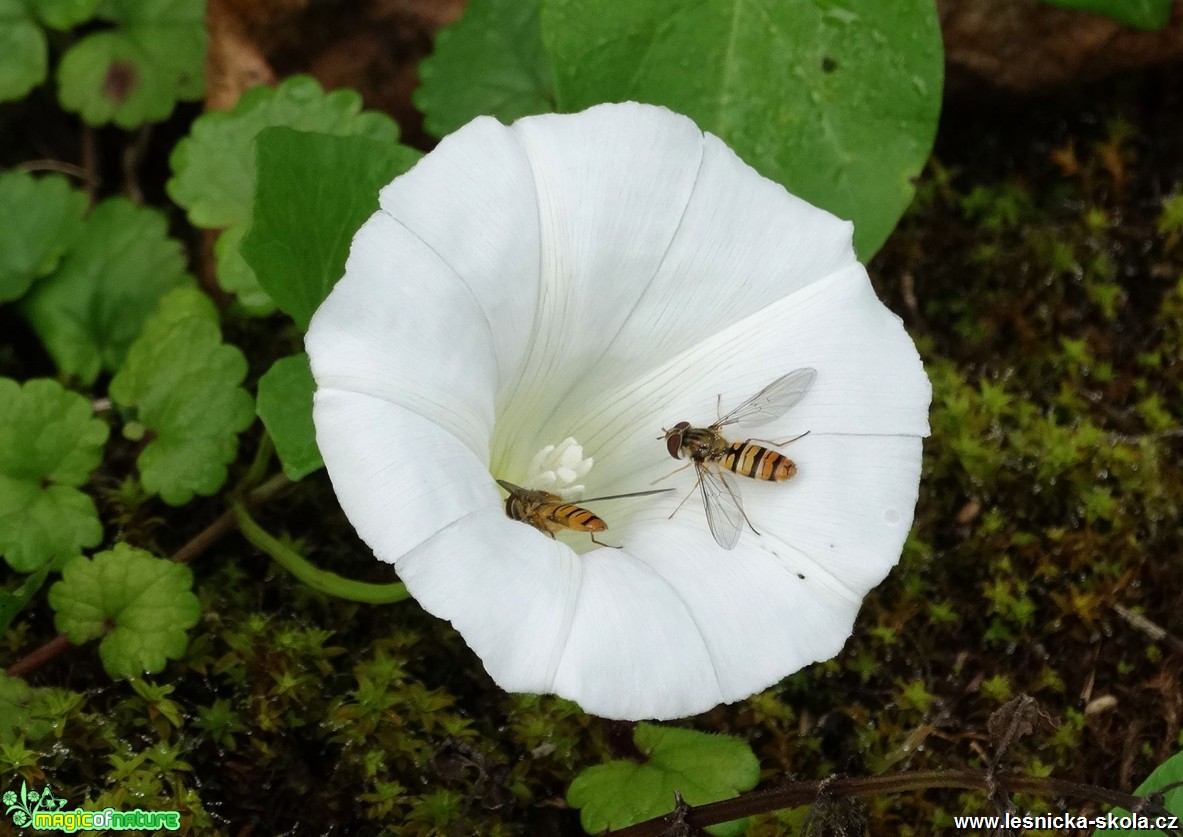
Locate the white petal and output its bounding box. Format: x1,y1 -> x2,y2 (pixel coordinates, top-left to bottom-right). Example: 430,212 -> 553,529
492,103 -> 858,464
550,436 -> 922,718
306,213 -> 497,456
313,389 -> 497,559
393,507 -> 585,693
377,117 -> 541,391
567,264 -> 930,496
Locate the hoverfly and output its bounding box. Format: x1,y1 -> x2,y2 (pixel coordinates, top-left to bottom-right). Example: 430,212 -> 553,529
659,368 -> 815,550
496,480 -> 673,548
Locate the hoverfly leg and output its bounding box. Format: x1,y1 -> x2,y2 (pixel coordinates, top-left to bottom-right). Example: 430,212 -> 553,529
748,430 -> 811,448
649,460 -> 695,486
668,468 -> 705,521
590,533 -> 622,549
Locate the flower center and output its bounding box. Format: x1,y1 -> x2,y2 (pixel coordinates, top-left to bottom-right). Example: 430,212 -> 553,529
522,437 -> 594,498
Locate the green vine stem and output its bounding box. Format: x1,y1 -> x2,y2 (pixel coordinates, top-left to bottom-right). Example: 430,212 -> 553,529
606,769 -> 1181,836
232,501 -> 410,604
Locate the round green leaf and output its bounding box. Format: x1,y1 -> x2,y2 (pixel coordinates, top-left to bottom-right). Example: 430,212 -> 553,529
542,0 -> 944,259
55,0 -> 205,128
33,0 -> 103,30
109,288 -> 254,506
567,723 -> 760,836
415,0 -> 555,138
48,544 -> 201,678
21,197 -> 192,384
0,0 -> 47,102
0,378 -> 108,572
0,171 -> 88,303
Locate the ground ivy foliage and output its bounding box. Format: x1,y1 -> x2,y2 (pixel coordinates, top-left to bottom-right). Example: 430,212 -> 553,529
414,0 -> 554,137
0,0 -> 101,102
20,197 -> 192,384
0,171 -> 87,303
48,543 -> 200,678
0,378 -> 108,573
56,0 -> 206,128
167,75 -> 401,312
567,724 -> 760,836
108,288 -> 254,505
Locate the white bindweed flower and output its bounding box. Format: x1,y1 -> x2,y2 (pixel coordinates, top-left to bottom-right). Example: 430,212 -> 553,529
306,102 -> 931,721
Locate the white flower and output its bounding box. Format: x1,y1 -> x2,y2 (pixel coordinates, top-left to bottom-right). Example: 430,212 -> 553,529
306,102 -> 931,721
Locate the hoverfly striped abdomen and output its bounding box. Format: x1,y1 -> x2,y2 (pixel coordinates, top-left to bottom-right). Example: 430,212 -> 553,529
723,441 -> 797,481
496,479 -> 672,548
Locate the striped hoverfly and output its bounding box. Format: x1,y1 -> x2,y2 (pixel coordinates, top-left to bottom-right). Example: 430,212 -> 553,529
659,368 -> 815,550
496,480 -> 673,548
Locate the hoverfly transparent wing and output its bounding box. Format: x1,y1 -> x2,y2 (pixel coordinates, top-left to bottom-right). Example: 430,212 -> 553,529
698,463 -> 745,550
717,368 -> 817,430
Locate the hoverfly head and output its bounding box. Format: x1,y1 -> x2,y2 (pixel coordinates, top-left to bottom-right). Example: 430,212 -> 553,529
663,421 -> 691,459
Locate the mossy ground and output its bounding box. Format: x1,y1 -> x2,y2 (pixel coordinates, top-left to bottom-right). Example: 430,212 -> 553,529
4,70 -> 1183,835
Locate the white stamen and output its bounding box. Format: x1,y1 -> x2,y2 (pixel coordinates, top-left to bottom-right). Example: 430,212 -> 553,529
523,437 -> 594,498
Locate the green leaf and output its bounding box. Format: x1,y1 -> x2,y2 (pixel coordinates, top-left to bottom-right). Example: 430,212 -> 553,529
256,353 -> 323,480
109,288 -> 254,505
0,0 -> 47,102
242,127 -> 421,329
0,565 -> 50,636
567,723 -> 760,836
415,0 -> 555,137
1039,0 -> 1170,30
1102,749 -> 1183,835
167,75 -> 402,313
21,197 -> 192,384
48,543 -> 201,678
0,171 -> 88,302
0,378 -> 108,572
56,0 -> 206,128
0,675 -> 59,744
542,0 -> 944,259
33,0 -> 103,30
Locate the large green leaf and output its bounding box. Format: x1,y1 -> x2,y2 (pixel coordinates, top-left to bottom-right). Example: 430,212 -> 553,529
241,127 -> 421,330
415,0 -> 555,137
256,352 -> 322,480
542,0 -> 944,259
167,75 -> 402,313
1101,749 -> 1183,835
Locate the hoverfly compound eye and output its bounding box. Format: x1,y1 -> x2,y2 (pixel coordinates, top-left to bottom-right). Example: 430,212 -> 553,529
666,422 -> 689,459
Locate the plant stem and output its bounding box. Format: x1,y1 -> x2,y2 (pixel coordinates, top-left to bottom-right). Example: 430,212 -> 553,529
232,502 -> 410,604
605,768 -> 1177,836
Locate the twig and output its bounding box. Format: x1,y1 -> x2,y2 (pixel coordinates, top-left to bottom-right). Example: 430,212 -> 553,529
14,159 -> 100,188
1113,603 -> 1183,655
605,769 -> 1178,836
